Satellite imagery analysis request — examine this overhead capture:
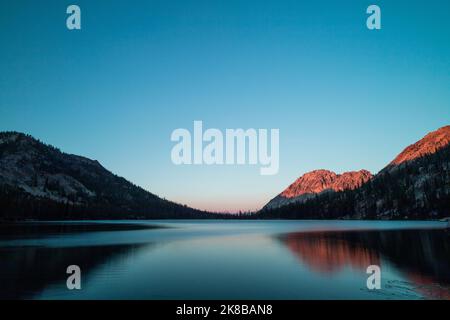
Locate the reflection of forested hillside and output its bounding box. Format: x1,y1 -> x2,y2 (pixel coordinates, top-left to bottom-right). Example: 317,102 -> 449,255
0,243 -> 146,299
282,231 -> 380,273
0,222 -> 158,239
280,229 -> 450,286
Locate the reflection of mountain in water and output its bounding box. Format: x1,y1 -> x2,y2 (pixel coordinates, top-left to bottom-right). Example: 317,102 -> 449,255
283,231 -> 380,273
0,243 -> 146,299
0,222 -> 158,240
280,229 -> 450,299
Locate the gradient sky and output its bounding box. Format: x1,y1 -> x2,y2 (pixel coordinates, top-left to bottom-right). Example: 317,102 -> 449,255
1,0 -> 449,212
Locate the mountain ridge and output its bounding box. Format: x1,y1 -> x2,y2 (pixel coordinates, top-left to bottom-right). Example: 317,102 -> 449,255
1,126 -> 449,221
390,125 -> 450,166
260,125 -> 450,219
265,169 -> 373,210
0,131 -> 215,220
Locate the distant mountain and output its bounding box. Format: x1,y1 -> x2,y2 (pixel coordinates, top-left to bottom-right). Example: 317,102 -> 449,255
0,132 -> 213,220
260,126 -> 450,219
264,169 -> 372,210
3,126 -> 449,221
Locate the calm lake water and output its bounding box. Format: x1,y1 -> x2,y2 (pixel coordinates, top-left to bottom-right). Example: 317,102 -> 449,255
0,220 -> 449,300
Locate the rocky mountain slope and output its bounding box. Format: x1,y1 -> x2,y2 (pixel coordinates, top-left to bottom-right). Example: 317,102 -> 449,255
260,126 -> 450,219
389,126 -> 450,166
265,169 -> 372,209
0,132 -> 213,220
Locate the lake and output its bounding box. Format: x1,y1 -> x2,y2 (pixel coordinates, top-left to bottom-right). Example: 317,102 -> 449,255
0,220 -> 449,300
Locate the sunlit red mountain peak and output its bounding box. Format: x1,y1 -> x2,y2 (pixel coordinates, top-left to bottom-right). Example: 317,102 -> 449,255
390,125 -> 450,166
263,125 -> 450,213
281,169 -> 372,198
265,169 -> 372,209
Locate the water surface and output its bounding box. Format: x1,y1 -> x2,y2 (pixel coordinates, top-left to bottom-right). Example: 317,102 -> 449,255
0,220 -> 448,299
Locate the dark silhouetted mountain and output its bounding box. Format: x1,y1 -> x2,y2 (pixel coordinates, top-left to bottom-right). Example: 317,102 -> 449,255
260,126 -> 450,219
0,132 -> 214,220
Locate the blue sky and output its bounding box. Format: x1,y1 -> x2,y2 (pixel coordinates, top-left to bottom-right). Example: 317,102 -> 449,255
1,0 -> 449,212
